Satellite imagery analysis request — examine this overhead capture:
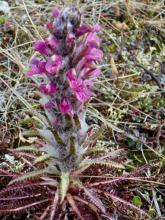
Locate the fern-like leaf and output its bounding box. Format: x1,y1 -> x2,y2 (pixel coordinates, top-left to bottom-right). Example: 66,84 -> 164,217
84,146 -> 107,156
67,193 -> 85,220
13,145 -> 39,152
83,187 -> 106,214
79,159 -> 124,173
50,189 -> 59,220
96,189 -> 149,219
0,199 -> 48,214
0,168 -> 16,177
9,168 -> 49,185
33,154 -> 53,164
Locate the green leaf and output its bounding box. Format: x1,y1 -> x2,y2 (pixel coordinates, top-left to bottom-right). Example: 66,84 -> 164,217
19,116 -> 33,128
132,196 -> 142,207
0,16 -> 6,25
162,157 -> 165,167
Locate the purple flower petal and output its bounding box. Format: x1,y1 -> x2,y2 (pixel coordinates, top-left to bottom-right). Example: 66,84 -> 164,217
66,33 -> 75,48
39,83 -> 57,95
84,80 -> 93,86
44,101 -> 54,109
52,8 -> 60,17
92,24 -> 101,32
76,24 -> 91,36
85,32 -> 101,48
75,88 -> 93,103
52,118 -> 60,127
79,67 -> 101,78
67,69 -> 76,82
34,40 -> 49,55
67,69 -> 93,103
46,22 -> 53,31
45,55 -> 62,74
59,98 -> 73,115
85,48 -> 103,61
79,67 -> 90,78
47,35 -> 57,49
76,58 -> 86,72
27,58 -> 46,76
76,24 -> 101,36
89,68 -> 101,77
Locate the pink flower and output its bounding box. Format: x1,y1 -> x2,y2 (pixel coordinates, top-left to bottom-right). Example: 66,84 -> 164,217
92,24 -> 101,32
85,32 -> 101,48
90,68 -> 101,77
39,83 -> 57,95
76,24 -> 101,36
34,40 -> 49,55
44,101 -> 54,109
45,55 -> 62,74
71,78 -> 93,102
76,24 -> 91,36
46,35 -> 57,49
52,8 -> 60,17
83,79 -> 93,86
27,58 -> 46,76
59,98 -> 73,115
46,22 -> 53,31
76,58 -> 86,72
67,69 -> 77,81
52,118 -> 60,127
66,33 -> 75,48
67,69 -> 93,103
84,48 -> 103,61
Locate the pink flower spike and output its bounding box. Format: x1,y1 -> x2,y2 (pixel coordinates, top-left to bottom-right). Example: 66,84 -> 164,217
45,55 -> 62,74
52,8 -> 60,17
85,48 -> 103,61
59,98 -> 73,115
39,83 -> 57,95
34,40 -> 49,55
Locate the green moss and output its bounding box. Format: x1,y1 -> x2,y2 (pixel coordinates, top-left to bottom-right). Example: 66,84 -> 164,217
0,16 -> 6,25
20,116 -> 33,128
132,196 -> 142,207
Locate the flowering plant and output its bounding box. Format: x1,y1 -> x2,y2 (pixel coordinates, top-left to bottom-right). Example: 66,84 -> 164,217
0,6 -> 150,220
